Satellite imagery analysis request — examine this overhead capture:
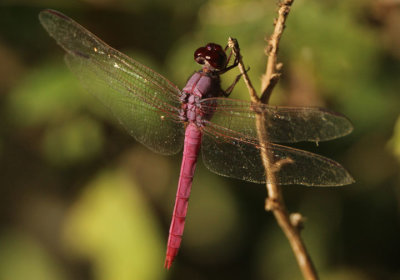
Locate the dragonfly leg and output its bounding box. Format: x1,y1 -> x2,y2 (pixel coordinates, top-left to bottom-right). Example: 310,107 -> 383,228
218,59 -> 239,75
223,66 -> 250,97
223,44 -> 236,69
218,45 -> 240,75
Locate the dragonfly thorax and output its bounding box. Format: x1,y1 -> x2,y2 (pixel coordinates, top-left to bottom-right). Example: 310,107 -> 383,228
179,71 -> 223,126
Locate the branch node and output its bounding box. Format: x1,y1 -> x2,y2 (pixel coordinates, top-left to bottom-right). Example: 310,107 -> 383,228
290,213 -> 306,231
265,44 -> 273,56
270,157 -> 295,173
261,73 -> 281,103
265,197 -> 280,211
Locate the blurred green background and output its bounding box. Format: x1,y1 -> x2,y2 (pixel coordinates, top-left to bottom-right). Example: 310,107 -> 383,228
1,0 -> 400,279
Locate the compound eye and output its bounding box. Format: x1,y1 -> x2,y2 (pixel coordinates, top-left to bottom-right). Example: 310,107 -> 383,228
194,43 -> 227,70
194,46 -> 207,64
206,43 -> 223,52
210,49 -> 227,69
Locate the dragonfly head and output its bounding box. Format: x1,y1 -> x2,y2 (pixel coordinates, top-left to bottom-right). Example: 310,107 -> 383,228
194,43 -> 227,72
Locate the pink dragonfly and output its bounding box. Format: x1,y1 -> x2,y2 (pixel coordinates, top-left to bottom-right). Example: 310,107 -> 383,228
39,9 -> 354,269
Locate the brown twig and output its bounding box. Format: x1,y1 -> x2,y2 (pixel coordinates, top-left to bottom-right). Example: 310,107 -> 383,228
261,0 -> 292,103
228,38 -> 259,104
228,1 -> 319,279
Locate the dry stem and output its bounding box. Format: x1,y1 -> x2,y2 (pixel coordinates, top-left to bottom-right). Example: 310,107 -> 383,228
229,1 -> 319,279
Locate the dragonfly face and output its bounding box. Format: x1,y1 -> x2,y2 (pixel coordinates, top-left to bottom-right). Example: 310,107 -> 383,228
194,43 -> 228,71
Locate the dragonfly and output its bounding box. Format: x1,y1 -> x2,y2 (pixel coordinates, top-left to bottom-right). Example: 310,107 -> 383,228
39,9 -> 354,269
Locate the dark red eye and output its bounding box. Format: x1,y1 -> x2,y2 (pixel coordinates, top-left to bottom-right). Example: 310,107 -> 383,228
194,43 -> 227,70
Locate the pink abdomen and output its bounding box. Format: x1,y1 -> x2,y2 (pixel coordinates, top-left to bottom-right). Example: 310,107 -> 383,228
164,123 -> 202,269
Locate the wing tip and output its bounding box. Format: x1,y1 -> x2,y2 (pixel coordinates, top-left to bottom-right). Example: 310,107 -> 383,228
39,9 -> 70,20
305,169 -> 355,187
338,171 -> 356,186
39,9 -> 71,38
325,108 -> 355,136
339,114 -> 354,137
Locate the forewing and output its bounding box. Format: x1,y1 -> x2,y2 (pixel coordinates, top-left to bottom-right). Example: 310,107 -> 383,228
39,9 -> 184,154
201,98 -> 353,143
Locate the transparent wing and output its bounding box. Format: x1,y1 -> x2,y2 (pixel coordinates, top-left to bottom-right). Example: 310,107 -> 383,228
201,127 -> 354,186
39,9 -> 184,155
200,98 -> 353,185
200,98 -> 353,144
